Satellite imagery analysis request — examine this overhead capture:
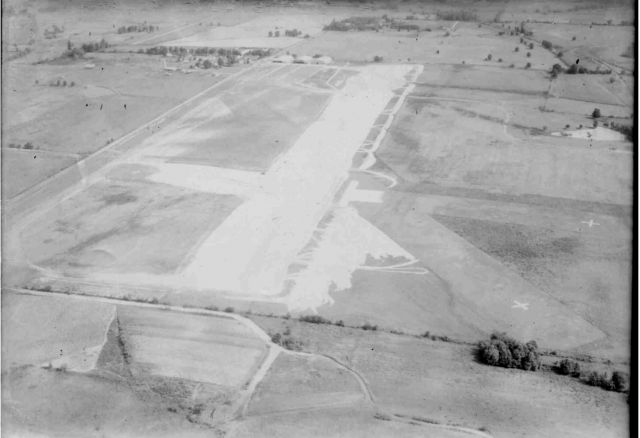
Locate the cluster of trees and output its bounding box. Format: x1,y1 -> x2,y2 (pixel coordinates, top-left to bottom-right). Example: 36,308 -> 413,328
555,358 -> 581,377
607,121 -> 634,142
586,371 -> 627,392
284,28 -> 302,37
79,39 -> 110,53
324,16 -> 382,32
435,9 -> 478,21
478,332 -> 541,371
324,15 -> 429,33
541,40 -> 553,50
117,23 -> 158,34
139,46 -> 270,67
194,58 -> 215,69
62,39 -> 109,59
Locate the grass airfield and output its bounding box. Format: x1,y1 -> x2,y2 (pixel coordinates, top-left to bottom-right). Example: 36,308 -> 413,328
2,0 -> 633,436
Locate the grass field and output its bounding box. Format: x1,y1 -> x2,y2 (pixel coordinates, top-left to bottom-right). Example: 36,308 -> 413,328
21,178 -> 242,277
248,352 -> 363,415
2,293 -> 114,370
291,23 -> 560,69
2,53 -> 229,199
251,316 -> 629,438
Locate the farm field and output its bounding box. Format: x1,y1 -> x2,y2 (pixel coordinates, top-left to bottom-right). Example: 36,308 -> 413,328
1,290 -> 273,436
2,53 -> 231,199
2,0 -> 634,436
251,316 -> 629,438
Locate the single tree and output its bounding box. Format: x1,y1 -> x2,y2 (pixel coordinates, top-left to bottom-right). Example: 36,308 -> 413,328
592,108 -> 601,118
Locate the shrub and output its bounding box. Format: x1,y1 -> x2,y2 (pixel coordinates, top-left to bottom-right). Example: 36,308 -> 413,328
205,305 -> 219,311
550,63 -> 564,75
271,332 -> 303,351
486,54 -> 492,61
478,332 -> 541,371
335,320 -> 345,327
529,42 -> 535,49
361,323 -> 378,331
592,108 -> 601,118
515,46 -> 519,52
422,331 -> 431,338
526,52 -> 531,57
555,359 -> 581,377
525,62 -> 531,69
373,55 -> 383,62
611,371 -> 627,392
509,63 -> 515,68
224,306 -> 234,313
299,315 -> 331,324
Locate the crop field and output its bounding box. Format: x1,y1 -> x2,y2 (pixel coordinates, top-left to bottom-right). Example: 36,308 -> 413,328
118,306 -> 267,386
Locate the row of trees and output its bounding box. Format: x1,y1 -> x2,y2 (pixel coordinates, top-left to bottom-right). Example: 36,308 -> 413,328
141,46 -> 253,58
550,63 -> 612,78
7,142 -> 36,150
117,23 -> 158,34
555,359 -> 627,392
435,9 -> 478,21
